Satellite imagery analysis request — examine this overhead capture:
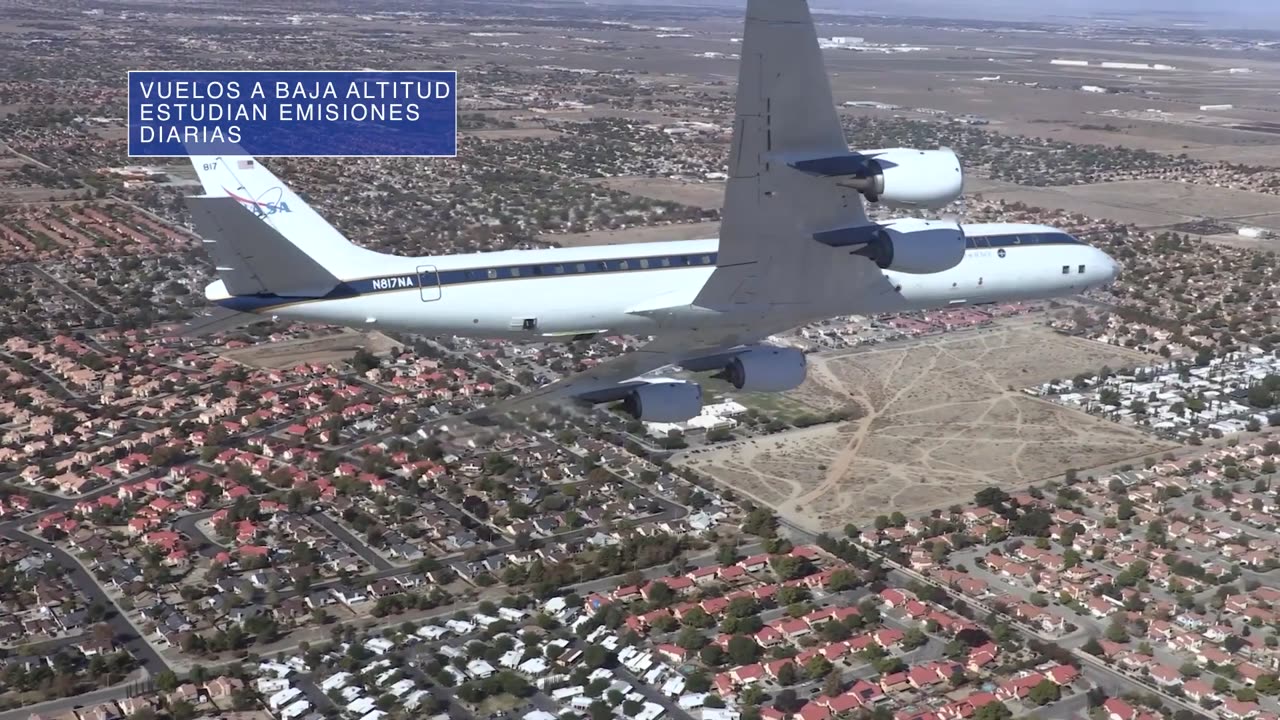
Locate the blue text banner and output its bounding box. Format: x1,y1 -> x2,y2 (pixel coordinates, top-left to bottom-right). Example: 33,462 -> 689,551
128,70 -> 457,157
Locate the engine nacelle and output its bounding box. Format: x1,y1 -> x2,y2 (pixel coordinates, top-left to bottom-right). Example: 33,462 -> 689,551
843,148 -> 963,209
621,380 -> 703,422
851,218 -> 966,275
718,346 -> 807,393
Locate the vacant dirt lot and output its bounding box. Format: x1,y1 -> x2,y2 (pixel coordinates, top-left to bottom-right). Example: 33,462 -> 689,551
464,128 -> 562,141
223,329 -> 398,368
683,324 -> 1174,532
591,176 -> 725,210
543,220 -> 720,247
974,178 -> 1280,231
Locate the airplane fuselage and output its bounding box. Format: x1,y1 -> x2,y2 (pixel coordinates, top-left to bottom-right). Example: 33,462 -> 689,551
208,221 -> 1116,341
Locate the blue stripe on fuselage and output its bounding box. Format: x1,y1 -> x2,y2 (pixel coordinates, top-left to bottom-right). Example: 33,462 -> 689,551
216,232 -> 1083,313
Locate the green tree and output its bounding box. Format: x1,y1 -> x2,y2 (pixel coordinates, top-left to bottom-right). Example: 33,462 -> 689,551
677,627 -> 706,651
169,701 -> 196,720
155,670 -> 179,693
776,661 -> 797,686
1029,679 -> 1060,706
727,635 -> 760,665
804,655 -> 832,680
1105,618 -> 1129,643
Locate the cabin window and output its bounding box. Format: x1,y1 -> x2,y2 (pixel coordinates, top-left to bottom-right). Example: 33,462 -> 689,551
658,258 -> 670,267
486,268 -> 498,279
1062,265 -> 1070,274
1078,265 -> 1086,274
639,259 -> 650,269
700,255 -> 712,265
575,263 -> 586,273
618,260 -> 629,270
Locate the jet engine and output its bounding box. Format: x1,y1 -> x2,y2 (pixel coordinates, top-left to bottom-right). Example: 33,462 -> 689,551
715,345 -> 807,393
850,218 -> 966,275
620,380 -> 703,422
840,148 -> 963,209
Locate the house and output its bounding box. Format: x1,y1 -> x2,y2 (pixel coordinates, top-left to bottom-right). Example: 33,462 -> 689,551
1220,699 -> 1260,720
1181,679 -> 1215,704
879,671 -> 910,693
1148,665 -> 1181,687
656,644 -> 689,664
206,675 -> 244,700
1103,698 -> 1137,720
1045,664 -> 1078,686
466,659 -> 495,679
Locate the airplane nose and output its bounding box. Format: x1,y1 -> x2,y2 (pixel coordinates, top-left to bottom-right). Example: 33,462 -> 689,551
1103,253 -> 1120,284
1092,247 -> 1120,286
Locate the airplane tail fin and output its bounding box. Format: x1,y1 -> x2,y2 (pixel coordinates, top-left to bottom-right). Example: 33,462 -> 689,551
186,195 -> 342,298
187,153 -> 383,298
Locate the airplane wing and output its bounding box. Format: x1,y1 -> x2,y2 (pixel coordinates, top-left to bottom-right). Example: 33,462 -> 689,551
480,0 -> 874,418
474,320 -> 785,419
695,0 -> 871,309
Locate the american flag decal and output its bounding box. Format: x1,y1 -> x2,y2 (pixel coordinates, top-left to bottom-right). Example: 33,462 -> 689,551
237,160 -> 255,169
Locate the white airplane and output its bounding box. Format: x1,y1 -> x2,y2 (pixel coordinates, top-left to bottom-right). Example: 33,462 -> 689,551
185,0 -> 1118,422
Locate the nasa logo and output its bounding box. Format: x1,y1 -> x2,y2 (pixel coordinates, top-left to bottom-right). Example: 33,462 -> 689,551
224,186 -> 292,218
997,248 -> 1006,258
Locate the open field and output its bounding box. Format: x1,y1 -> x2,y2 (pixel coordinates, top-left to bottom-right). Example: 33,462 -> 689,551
222,330 -> 398,369
463,128 -> 563,141
699,374 -> 828,425
973,178 -> 1280,232
682,324 -> 1175,532
542,220 -> 720,247
591,176 -> 725,210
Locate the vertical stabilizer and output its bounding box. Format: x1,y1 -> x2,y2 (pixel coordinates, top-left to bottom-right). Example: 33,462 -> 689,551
188,153 -> 382,274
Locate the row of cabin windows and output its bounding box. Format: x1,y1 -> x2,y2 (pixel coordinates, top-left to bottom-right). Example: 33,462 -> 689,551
417,235 -> 1079,286
964,232 -> 1079,249
1063,264 -> 1087,274
420,253 -> 718,286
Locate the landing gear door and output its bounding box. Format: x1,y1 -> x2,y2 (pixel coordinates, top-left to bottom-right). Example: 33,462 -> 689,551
417,265 -> 441,302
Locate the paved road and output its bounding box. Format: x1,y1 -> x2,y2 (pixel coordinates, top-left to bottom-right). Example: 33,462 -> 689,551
312,511 -> 394,572
1,528 -> 168,674
0,671 -> 150,720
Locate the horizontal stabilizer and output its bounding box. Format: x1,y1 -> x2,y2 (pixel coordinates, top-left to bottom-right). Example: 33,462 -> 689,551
187,196 -> 340,298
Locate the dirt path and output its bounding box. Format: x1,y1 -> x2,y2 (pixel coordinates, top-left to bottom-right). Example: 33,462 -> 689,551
688,322 -> 1176,531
